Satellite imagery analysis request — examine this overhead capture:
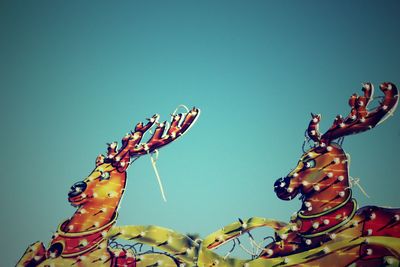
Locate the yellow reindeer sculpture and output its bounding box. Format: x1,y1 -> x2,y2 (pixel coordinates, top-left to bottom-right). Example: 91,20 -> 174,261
18,108 -> 201,267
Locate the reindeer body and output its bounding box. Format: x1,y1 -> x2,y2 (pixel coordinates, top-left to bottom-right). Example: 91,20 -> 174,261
17,109 -> 200,267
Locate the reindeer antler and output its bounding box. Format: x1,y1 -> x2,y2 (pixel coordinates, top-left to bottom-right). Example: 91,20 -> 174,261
96,107 -> 200,171
307,82 -> 398,146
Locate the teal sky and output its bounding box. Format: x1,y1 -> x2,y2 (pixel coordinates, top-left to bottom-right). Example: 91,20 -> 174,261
1,1 -> 399,265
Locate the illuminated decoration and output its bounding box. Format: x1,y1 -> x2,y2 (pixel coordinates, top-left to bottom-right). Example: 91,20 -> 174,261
17,82 -> 400,267
198,82 -> 400,266
17,107 -> 201,267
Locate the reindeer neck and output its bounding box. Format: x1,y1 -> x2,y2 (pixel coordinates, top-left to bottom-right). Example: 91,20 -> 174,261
295,191 -> 357,239
49,168 -> 128,259
66,198 -> 121,232
294,164 -> 357,238
301,150 -> 351,216
301,180 -> 351,215
64,171 -> 127,233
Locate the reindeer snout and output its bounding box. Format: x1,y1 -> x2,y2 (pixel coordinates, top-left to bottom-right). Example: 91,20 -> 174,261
68,181 -> 87,197
274,177 -> 287,191
274,177 -> 295,200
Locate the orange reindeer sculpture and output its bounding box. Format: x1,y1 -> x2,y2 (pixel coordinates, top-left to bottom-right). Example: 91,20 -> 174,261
18,108 -> 200,267
266,82 -> 399,266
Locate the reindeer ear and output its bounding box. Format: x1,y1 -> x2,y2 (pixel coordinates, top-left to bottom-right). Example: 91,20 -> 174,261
307,113 -> 321,143
95,154 -> 106,166
310,113 -> 321,119
17,242 -> 46,266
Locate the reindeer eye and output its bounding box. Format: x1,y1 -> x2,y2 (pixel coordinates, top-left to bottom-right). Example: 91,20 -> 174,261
303,159 -> 316,169
99,171 -> 110,181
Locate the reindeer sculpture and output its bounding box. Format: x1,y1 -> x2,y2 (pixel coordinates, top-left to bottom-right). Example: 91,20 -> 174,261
199,82 -> 400,267
268,82 -> 400,265
17,108 -> 200,267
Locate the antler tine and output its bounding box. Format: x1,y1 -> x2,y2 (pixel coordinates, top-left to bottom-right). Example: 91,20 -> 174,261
179,107 -> 200,133
320,82 -> 398,144
106,114 -> 159,170
167,113 -> 182,137
135,114 -> 159,133
129,107 -> 200,157
103,108 -> 200,171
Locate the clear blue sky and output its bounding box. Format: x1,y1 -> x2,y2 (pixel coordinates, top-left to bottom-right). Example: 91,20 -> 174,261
1,1 -> 399,265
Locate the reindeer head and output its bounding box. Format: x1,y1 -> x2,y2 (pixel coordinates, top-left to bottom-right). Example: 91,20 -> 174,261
274,83 -> 398,203
67,108 -> 200,208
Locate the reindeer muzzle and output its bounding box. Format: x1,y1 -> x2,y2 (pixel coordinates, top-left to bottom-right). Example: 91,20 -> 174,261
274,176 -> 297,200
68,181 -> 87,198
